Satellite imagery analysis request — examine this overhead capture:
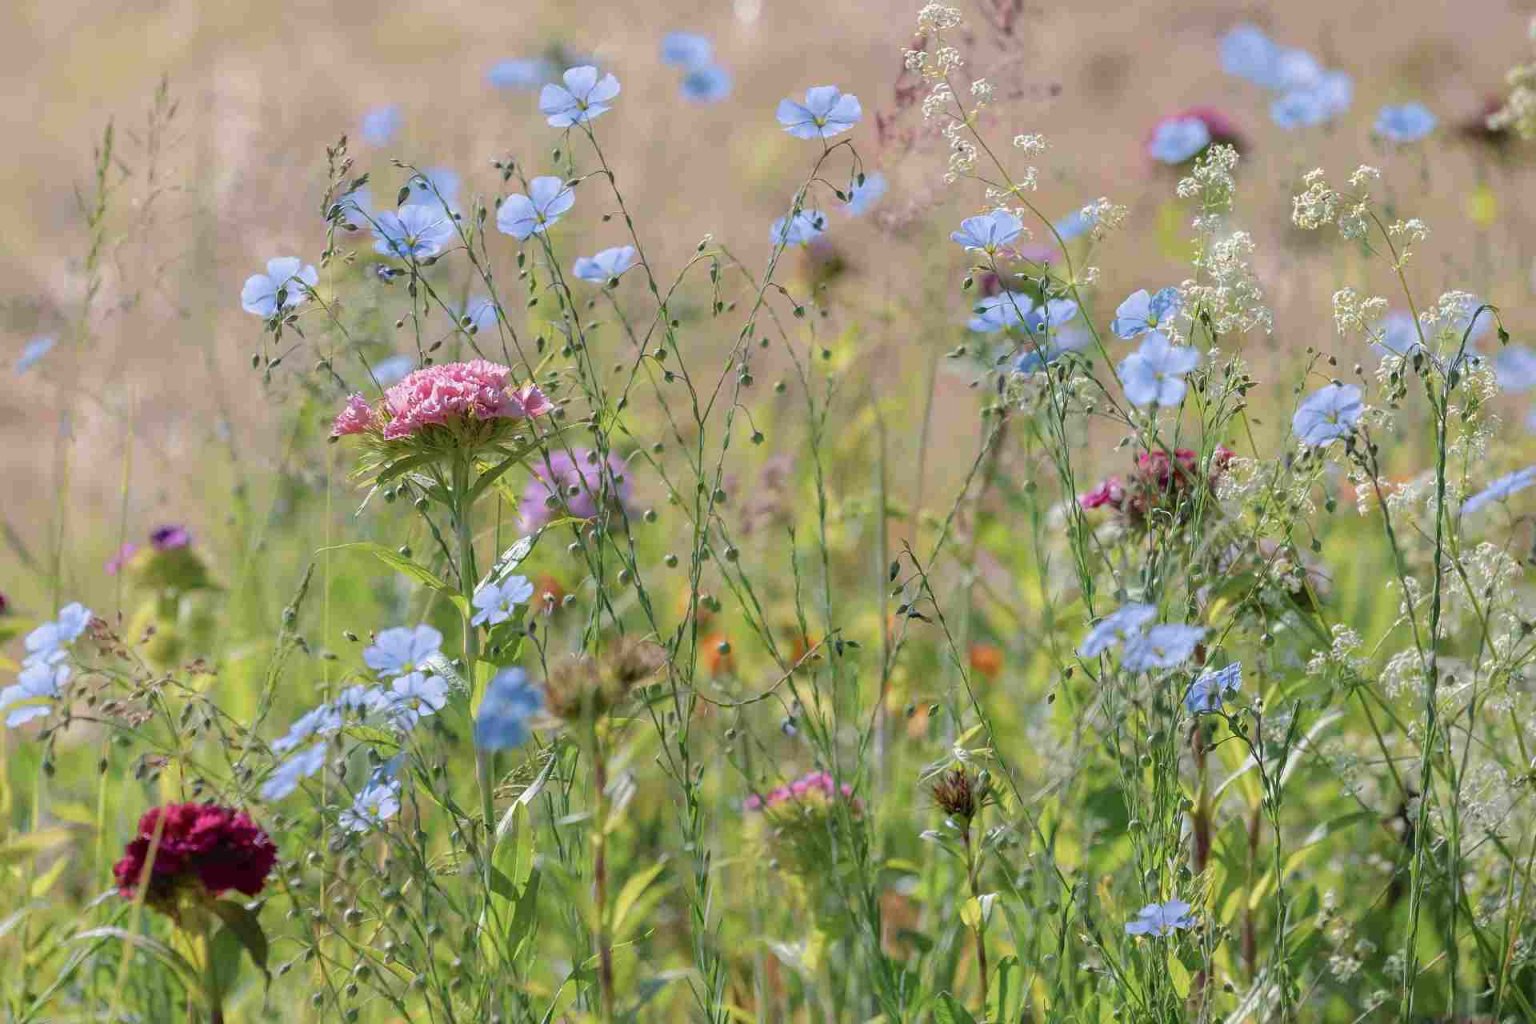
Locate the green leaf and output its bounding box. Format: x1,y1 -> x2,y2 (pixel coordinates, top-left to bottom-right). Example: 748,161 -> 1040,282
319,542 -> 451,595
72,927 -> 205,1001
480,532 -> 541,591
611,859 -> 668,939
933,992 -> 978,1024
211,899 -> 270,978
990,954 -> 1019,1021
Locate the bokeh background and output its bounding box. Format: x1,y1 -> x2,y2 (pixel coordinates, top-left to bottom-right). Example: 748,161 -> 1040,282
4,0 -> 1535,595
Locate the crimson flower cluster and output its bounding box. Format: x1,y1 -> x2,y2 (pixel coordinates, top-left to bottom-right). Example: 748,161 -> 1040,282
1080,446 -> 1234,528
113,802 -> 277,912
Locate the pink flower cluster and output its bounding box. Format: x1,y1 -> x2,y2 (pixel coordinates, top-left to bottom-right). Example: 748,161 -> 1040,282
331,360 -> 552,440
745,770 -> 859,813
1080,446 -> 1234,527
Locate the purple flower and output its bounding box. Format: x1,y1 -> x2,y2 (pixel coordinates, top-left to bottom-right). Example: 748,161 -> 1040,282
150,524 -> 191,551
520,449 -> 634,531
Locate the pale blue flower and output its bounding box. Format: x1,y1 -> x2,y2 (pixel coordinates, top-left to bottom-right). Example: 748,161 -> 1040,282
1220,25 -> 1281,88
1014,327 -> 1090,375
387,672 -> 450,729
1375,103 -> 1436,143
771,209 -> 827,247
1373,312 -> 1422,358
950,210 -> 1023,253
496,176 -> 575,241
260,742 -> 326,801
1054,207 -> 1097,241
540,66 -> 621,128
967,293 -> 1031,334
23,603 -> 93,667
372,206 -> 455,260
364,625 -> 443,678
1272,71 -> 1352,129
1292,383 -> 1362,447
335,684 -> 393,716
373,355 -> 415,387
1273,48 -> 1324,92
339,778 -> 402,832
1185,662 -> 1241,714
471,575 -> 535,627
776,86 -> 862,140
1496,347 -> 1536,392
1,661 -> 67,728
1148,117 -> 1210,164
360,105 -> 401,147
1122,624 -> 1206,672
681,65 -> 732,104
662,32 -> 713,68
475,667 -> 545,750
1125,899 -> 1194,937
1079,603 -> 1157,658
402,167 -> 460,214
1025,298 -> 1080,335
272,703 -> 343,753
16,336 -> 54,375
1111,288 -> 1181,340
1118,332 -> 1200,407
1464,466 -> 1536,515
572,246 -> 638,283
241,257 -> 319,318
842,172 -> 886,216
488,57 -> 555,90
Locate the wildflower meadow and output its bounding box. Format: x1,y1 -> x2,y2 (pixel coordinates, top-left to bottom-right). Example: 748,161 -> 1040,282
10,3 -> 1536,1021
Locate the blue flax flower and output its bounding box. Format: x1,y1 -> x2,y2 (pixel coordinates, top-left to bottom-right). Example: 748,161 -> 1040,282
488,57 -> 555,90
387,672 -> 450,729
1373,312 -> 1421,358
1292,384 -> 1362,447
1185,662 -> 1241,714
1125,899 -> 1194,937
1111,288 -> 1181,340
496,176 -> 575,241
572,246 -> 638,283
475,667 -> 545,750
360,105 -> 401,147
681,65 -> 732,103
340,778 -> 402,832
776,86 -> 862,139
967,293 -> 1031,334
364,625 -> 443,679
1053,206 -> 1097,241
1,661 -> 68,728
1122,624 -> 1206,672
1220,25 -> 1282,88
1496,346 -> 1536,392
260,742 -> 326,801
472,575 -> 535,627
842,172 -> 886,216
372,205 -> 456,260
950,210 -> 1023,253
1079,603 -> 1157,658
662,32 -> 713,68
1463,466 -> 1536,515
373,355 -> 415,386
1118,332 -> 1200,407
16,336 -> 55,374
771,210 -> 827,247
1025,298 -> 1080,335
1148,117 -> 1210,164
241,257 -> 319,317
272,704 -> 343,754
1374,103 -> 1436,143
540,66 -> 621,128
23,603 -> 93,666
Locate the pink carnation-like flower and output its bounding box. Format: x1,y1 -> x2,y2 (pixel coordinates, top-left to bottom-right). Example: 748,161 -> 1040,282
380,360 -> 546,440
520,448 -> 634,531
745,770 -> 860,814
332,393 -> 374,437
1080,477 -> 1125,510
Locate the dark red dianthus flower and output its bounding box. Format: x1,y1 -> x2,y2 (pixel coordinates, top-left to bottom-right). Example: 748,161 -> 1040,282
113,802 -> 276,910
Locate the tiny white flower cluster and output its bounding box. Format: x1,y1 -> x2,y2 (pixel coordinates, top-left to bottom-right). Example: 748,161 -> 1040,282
943,121 -> 978,183
1332,287 -> 1388,337
969,78 -> 994,107
1081,197 -> 1128,241
1292,169 -> 1342,231
1182,230 -> 1273,336
1306,624 -> 1366,680
916,2 -> 963,32
1176,143 -> 1238,220
1012,133 -> 1047,154
1489,19 -> 1536,139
